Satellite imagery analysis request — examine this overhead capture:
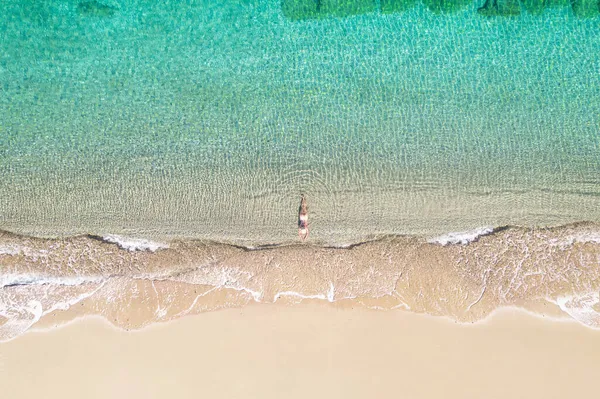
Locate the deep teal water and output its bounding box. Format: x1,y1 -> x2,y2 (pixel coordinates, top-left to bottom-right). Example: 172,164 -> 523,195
1,1 -> 599,243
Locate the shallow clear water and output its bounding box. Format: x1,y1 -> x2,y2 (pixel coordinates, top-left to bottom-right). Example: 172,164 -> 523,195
2,1 -> 600,243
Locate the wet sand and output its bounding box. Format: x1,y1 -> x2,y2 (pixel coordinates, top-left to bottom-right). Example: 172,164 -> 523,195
3,223 -> 600,341
2,304 -> 599,399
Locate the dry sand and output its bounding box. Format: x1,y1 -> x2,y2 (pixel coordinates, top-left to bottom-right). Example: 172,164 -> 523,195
1,304 -> 599,399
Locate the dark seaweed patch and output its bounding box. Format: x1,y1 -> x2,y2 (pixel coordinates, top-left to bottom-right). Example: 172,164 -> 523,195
521,0 -> 546,14
380,0 -> 419,13
318,0 -> 379,16
77,1 -> 119,17
281,0 -> 320,20
570,0 -> 600,18
477,0 -> 521,16
423,0 -> 473,13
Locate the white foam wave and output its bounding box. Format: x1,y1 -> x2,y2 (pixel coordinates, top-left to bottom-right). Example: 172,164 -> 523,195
102,235 -> 169,252
327,282 -> 335,302
273,284 -> 347,304
0,244 -> 48,258
552,292 -> 600,329
558,232 -> 600,247
171,266 -> 263,301
0,244 -> 21,256
0,274 -> 104,288
0,282 -> 106,342
428,227 -> 494,246
273,291 -> 328,302
0,300 -> 44,342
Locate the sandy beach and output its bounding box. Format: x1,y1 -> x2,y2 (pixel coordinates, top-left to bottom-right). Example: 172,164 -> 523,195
2,304 -> 599,399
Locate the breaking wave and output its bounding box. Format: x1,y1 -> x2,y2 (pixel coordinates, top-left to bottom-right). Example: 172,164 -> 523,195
100,235 -> 169,252
428,227 -> 496,246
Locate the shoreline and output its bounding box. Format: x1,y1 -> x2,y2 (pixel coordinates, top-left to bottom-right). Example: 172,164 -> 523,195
0,289 -> 594,345
24,302 -> 586,340
1,219 -> 600,249
2,221 -> 600,341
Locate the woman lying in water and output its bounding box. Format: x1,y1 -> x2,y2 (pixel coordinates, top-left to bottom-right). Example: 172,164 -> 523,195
298,194 -> 309,241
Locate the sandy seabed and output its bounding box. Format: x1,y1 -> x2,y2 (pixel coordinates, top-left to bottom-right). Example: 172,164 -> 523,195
1,304 -> 599,399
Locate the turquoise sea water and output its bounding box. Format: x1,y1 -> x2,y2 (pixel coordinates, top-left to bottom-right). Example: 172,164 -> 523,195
1,1 -> 599,244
